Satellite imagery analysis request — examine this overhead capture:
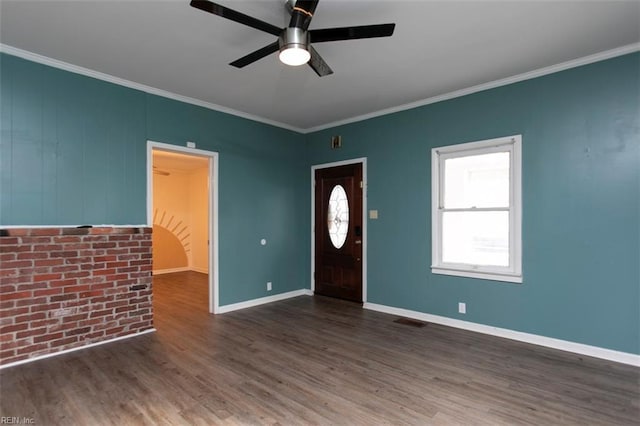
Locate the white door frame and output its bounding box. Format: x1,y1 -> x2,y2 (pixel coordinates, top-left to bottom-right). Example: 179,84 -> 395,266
147,141 -> 220,314
311,157 -> 368,303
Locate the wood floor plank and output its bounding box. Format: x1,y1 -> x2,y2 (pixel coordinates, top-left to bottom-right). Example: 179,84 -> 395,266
1,271 -> 638,425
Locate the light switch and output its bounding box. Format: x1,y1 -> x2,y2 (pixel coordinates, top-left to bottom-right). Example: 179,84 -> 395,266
369,210 -> 378,219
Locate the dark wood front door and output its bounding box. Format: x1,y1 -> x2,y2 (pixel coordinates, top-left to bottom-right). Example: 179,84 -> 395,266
314,163 -> 363,302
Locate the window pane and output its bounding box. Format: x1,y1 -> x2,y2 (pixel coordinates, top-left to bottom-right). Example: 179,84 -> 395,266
444,152 -> 510,208
442,211 -> 509,267
327,184 -> 349,249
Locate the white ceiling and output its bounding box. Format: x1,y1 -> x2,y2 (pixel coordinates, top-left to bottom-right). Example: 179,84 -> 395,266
1,0 -> 639,132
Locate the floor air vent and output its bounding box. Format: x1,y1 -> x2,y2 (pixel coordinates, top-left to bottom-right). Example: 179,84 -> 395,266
394,317 -> 427,327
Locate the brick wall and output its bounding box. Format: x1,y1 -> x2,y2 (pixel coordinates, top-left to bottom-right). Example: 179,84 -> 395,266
0,227 -> 153,366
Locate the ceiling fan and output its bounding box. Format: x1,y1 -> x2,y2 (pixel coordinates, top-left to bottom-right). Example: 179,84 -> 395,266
190,0 -> 396,77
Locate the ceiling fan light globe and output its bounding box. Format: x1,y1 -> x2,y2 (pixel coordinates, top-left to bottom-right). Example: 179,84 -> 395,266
279,46 -> 310,66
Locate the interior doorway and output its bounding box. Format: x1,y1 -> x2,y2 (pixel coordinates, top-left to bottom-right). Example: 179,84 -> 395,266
147,141 -> 219,314
312,159 -> 367,303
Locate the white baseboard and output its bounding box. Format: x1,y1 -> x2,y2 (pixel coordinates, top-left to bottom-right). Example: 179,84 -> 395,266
217,289 -> 312,314
153,267 -> 189,275
0,328 -> 156,370
364,303 -> 639,367
190,267 -> 208,274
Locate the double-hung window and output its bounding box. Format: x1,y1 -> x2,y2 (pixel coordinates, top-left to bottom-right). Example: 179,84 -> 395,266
431,135 -> 522,283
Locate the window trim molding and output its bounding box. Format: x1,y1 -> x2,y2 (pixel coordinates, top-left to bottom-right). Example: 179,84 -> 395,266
431,135 -> 522,284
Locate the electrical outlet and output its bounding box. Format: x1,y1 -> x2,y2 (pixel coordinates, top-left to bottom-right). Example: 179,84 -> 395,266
267,282 -> 272,291
458,302 -> 466,314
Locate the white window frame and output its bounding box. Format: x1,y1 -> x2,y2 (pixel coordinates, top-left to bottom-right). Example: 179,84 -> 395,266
431,135 -> 522,283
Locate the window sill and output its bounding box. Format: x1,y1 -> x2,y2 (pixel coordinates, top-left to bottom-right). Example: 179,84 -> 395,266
431,267 -> 522,284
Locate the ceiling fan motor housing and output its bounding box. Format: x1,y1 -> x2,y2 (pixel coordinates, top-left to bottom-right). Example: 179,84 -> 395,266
279,27 -> 310,52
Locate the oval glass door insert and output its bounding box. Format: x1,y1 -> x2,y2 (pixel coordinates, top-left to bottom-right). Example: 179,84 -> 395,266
327,184 -> 349,249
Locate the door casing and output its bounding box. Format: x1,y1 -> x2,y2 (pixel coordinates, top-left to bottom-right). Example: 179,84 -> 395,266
147,140 -> 220,314
311,158 -> 367,303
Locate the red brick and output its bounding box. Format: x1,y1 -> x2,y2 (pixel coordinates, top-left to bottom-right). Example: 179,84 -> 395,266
33,332 -> 64,343
50,251 -> 78,258
105,326 -> 125,335
0,323 -> 29,333
62,313 -> 88,323
105,249 -> 128,255
0,237 -> 20,245
81,263 -> 104,271
0,306 -> 29,317
78,318 -> 104,327
20,236 -> 52,244
50,336 -> 78,347
64,271 -> 91,279
29,302 -> 60,312
48,322 -> 77,333
0,285 -> 16,294
0,260 -> 33,268
0,253 -> 17,261
90,309 -> 112,318
16,282 -> 49,291
31,229 -> 61,236
34,259 -> 65,267
17,343 -> 48,355
50,279 -> 77,288
14,312 -> 46,323
65,326 -> 91,336
93,242 -> 117,249
90,228 -> 114,235
0,338 -> 30,350
0,349 -> 16,359
94,269 -> 116,276
31,319 -> 59,328
63,285 -> 90,294
117,241 -> 140,248
53,236 -> 82,243
89,283 -> 112,291
33,288 -> 63,297
1,291 -> 32,301
17,252 -> 49,260
50,293 -> 77,302
108,235 -> 132,241
16,327 -> 47,338
51,265 -> 79,273
33,273 -> 63,282
64,243 -> 91,250
33,244 -> 63,252
0,245 -> 31,254
64,257 -> 93,265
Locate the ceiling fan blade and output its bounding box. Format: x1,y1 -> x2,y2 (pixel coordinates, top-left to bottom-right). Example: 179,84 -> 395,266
190,0 -> 282,37
310,23 -> 395,43
230,41 -> 280,68
289,0 -> 319,31
307,45 -> 333,77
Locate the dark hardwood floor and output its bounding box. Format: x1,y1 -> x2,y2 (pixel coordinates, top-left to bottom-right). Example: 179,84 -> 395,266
1,271 -> 638,425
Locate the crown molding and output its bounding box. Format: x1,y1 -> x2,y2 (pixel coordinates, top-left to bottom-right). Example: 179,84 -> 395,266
304,42 -> 640,133
2,42 -> 638,135
0,44 -> 305,134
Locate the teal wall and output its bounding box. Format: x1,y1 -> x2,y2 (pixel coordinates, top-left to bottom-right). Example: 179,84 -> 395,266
0,53 -> 309,306
306,53 -> 640,355
2,50 -> 638,354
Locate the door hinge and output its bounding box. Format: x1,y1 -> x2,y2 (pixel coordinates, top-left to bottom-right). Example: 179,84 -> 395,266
360,180 -> 363,189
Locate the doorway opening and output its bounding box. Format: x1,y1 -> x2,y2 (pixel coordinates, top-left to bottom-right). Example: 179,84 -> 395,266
147,141 -> 219,316
311,158 -> 367,303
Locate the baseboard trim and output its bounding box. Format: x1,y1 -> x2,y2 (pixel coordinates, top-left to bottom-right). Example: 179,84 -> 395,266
191,267 -> 208,274
218,289 -> 312,314
0,328 -> 156,370
364,303 -> 639,367
153,267 -> 190,275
